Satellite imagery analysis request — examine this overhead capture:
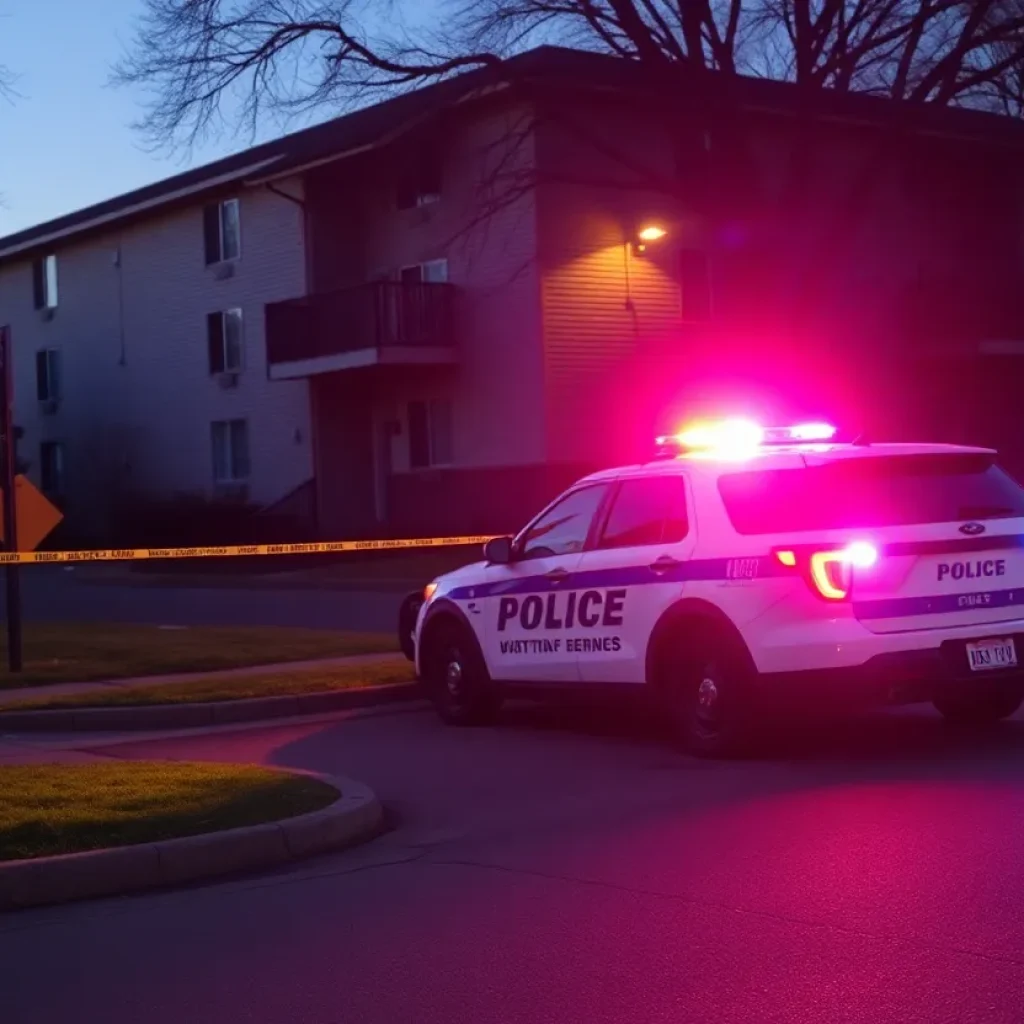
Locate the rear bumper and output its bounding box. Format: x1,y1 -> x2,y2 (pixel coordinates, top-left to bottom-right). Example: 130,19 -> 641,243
750,613 -> 1024,675
759,633 -> 1024,708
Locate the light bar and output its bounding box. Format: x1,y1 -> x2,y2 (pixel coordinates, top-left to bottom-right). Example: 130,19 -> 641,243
655,419 -> 838,458
763,422 -> 837,444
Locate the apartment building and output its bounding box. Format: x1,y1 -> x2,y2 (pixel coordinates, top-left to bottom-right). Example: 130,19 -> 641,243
0,171 -> 313,540
2,46 -> 1023,543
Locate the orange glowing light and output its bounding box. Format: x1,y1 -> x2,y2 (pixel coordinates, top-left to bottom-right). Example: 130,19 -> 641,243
674,418 -> 765,456
637,225 -> 668,242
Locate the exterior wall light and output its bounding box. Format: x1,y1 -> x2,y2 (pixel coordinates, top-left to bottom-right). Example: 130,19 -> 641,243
634,224 -> 668,254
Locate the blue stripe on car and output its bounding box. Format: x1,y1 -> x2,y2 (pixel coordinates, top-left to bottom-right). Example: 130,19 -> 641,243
854,587 -> 1024,619
446,557 -> 787,600
885,533 -> 1024,557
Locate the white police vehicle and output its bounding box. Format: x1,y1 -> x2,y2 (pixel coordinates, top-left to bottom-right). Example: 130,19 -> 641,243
399,420 -> 1024,755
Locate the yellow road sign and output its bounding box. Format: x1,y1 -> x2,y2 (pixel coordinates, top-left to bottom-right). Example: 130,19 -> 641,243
0,475 -> 64,552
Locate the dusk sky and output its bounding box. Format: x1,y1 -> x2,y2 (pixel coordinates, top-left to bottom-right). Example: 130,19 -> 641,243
0,0 -> 348,237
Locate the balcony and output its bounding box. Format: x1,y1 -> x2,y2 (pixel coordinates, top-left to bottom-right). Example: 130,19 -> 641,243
266,281 -> 457,379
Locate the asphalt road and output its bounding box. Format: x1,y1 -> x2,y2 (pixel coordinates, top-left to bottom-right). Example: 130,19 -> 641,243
6,701 -> 1024,1023
7,567 -> 399,632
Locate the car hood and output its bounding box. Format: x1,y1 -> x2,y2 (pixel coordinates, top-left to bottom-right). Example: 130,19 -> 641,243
436,560 -> 487,591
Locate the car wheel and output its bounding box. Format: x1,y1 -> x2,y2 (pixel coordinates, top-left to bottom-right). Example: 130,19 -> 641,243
398,591 -> 423,663
933,690 -> 1023,725
424,619 -> 502,726
666,630 -> 753,758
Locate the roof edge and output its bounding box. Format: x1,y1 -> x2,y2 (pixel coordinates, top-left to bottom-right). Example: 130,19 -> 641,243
0,155 -> 284,261
3,45 -> 1023,259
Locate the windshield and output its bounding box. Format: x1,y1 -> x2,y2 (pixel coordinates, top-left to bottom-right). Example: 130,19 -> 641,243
717,453 -> 1024,535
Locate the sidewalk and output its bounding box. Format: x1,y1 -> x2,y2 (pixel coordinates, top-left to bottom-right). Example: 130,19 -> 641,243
0,735 -> 108,764
0,652 -> 400,707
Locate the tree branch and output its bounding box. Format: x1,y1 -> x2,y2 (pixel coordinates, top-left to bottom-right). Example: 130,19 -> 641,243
909,0 -> 1000,101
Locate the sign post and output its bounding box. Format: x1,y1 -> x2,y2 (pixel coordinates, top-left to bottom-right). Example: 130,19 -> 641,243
0,326 -> 22,671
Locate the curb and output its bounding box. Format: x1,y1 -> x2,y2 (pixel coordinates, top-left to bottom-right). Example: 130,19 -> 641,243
0,682 -> 424,733
0,771 -> 383,911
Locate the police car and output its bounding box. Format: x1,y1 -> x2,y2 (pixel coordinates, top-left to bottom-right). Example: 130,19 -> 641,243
398,420 -> 1024,755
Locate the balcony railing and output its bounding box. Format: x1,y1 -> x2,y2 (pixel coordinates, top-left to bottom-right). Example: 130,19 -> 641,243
266,281 -> 456,366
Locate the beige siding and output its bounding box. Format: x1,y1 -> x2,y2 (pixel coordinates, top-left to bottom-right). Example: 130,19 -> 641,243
0,180 -> 312,535
536,103 -> 684,465
535,98 -> 1024,464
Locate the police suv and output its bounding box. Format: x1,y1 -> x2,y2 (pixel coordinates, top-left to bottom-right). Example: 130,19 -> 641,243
399,420 -> 1024,755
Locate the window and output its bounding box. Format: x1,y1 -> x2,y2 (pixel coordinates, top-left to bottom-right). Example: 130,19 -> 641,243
680,249 -> 712,322
399,259 -> 448,284
421,259 -> 448,283
40,442 -> 65,496
597,477 -> 689,550
32,254 -> 58,310
396,152 -> 442,210
211,419 -> 250,482
35,350 -> 61,402
717,453 -> 1024,535
207,309 -> 244,373
408,399 -> 453,469
203,198 -> 241,265
516,484 -> 611,560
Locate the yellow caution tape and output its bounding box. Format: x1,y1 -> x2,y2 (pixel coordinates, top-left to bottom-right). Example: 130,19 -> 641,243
0,535 -> 496,565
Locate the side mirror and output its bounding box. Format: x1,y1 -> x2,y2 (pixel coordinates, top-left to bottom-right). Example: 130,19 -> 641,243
483,535 -> 513,564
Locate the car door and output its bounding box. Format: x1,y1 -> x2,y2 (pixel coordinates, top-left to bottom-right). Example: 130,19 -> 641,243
573,473 -> 695,685
473,482 -> 613,683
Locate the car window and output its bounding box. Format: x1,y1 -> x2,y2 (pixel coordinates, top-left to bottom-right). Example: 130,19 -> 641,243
517,484 -> 610,559
717,453 -> 1024,534
597,476 -> 689,550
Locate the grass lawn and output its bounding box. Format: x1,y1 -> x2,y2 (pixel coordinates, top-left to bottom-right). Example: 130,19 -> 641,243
295,548 -> 481,583
6,657 -> 417,710
0,762 -> 338,861
0,623 -> 398,689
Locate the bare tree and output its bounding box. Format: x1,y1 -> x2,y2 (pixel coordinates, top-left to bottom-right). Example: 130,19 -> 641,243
115,2 -> 1024,142
0,57 -> 19,206
114,2 -> 1024,345
0,62 -> 13,102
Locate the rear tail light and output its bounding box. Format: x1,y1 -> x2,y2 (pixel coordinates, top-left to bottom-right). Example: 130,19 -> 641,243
774,542 -> 878,601
808,551 -> 855,600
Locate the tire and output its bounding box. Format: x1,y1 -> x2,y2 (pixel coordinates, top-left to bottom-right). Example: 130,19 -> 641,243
933,690 -> 1023,725
661,625 -> 755,758
398,591 -> 423,663
422,617 -> 502,726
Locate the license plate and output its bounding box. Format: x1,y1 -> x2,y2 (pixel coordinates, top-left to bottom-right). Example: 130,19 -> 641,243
966,638 -> 1018,672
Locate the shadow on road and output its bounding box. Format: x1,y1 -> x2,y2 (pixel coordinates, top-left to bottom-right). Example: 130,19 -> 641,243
497,696 -> 1024,776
